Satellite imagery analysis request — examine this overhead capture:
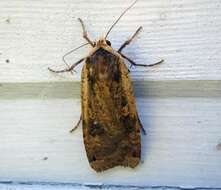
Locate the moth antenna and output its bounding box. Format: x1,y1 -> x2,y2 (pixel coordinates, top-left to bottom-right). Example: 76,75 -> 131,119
105,0 -> 139,39
62,42 -> 89,69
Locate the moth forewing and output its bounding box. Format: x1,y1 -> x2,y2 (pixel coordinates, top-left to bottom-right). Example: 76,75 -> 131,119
81,44 -> 141,172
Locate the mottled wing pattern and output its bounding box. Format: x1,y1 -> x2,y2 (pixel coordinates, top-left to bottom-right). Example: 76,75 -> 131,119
81,48 -> 141,172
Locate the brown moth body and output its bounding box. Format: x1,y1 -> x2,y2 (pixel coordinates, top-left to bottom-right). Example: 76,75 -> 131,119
48,0 -> 163,172
81,40 -> 141,171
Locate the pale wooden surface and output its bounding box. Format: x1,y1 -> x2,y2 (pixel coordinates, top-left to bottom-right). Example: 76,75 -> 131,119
1,94 -> 221,188
0,0 -> 221,82
0,0 -> 221,189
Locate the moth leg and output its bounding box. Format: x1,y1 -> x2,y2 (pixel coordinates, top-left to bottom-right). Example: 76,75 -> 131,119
48,58 -> 85,73
70,115 -> 82,133
118,26 -> 142,52
62,43 -> 89,75
120,53 -> 164,67
78,18 -> 95,47
138,117 -> 146,135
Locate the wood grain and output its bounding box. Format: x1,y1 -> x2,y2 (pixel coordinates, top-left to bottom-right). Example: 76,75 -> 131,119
0,0 -> 221,82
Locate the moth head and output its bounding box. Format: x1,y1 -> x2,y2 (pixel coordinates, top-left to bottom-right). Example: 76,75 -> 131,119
95,38 -> 111,47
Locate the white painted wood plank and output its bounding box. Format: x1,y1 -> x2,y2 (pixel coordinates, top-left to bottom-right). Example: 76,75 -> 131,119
0,97 -> 221,187
0,0 -> 221,82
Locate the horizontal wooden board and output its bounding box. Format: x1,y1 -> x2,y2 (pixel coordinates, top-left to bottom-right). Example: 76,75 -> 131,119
0,0 -> 221,82
0,96 -> 221,187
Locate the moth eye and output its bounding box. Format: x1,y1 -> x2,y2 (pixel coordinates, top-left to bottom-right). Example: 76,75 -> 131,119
106,40 -> 111,46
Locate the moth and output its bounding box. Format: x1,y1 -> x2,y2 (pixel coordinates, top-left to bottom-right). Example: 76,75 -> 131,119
49,0 -> 163,172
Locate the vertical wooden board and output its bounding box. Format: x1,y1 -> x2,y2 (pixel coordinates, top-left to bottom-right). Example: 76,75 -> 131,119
0,97 -> 221,187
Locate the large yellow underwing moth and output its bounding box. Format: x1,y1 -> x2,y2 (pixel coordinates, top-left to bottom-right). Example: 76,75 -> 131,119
49,0 -> 163,172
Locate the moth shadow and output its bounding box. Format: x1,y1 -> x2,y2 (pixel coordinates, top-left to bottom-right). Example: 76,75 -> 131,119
136,97 -> 153,163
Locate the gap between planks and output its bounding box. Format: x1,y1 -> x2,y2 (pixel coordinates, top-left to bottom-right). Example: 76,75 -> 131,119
0,181 -> 221,190
0,80 -> 220,99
